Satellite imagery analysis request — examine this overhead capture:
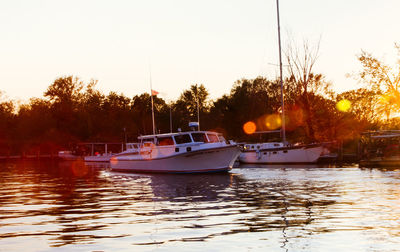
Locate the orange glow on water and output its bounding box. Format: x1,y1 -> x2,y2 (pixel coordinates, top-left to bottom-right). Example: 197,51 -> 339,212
265,114 -> 282,130
243,121 -> 256,134
70,161 -> 89,177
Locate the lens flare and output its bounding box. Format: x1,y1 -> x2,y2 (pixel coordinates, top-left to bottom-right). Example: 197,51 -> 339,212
243,121 -> 256,134
336,99 -> 351,112
265,114 -> 282,130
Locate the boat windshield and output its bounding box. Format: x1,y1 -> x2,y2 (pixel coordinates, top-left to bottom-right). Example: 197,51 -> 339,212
141,138 -> 155,147
218,134 -> 226,143
191,132 -> 208,143
206,133 -> 219,143
174,134 -> 192,144
126,143 -> 139,149
156,136 -> 174,146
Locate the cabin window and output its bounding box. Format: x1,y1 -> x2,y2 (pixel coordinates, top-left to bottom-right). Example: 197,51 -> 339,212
143,142 -> 154,148
174,134 -> 192,144
157,136 -> 174,146
207,133 -> 219,143
192,133 -> 208,143
218,134 -> 227,143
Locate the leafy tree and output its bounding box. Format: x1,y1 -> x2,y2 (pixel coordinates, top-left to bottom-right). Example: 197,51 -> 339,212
337,88 -> 381,124
174,84 -> 209,131
356,44 -> 400,119
0,92 -> 15,154
285,39 -> 333,141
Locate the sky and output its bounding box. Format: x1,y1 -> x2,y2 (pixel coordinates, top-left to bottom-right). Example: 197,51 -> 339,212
0,0 -> 399,103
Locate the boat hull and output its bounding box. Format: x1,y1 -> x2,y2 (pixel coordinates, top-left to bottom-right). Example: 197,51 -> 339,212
84,154 -> 112,162
239,145 -> 324,164
110,145 -> 240,173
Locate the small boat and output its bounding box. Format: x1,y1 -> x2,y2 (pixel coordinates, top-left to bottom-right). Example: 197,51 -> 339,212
238,142 -> 324,164
58,150 -> 82,161
359,130 -> 400,167
110,129 -> 240,173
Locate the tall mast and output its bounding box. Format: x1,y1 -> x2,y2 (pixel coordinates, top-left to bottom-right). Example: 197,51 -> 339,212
149,66 -> 156,135
276,0 -> 286,143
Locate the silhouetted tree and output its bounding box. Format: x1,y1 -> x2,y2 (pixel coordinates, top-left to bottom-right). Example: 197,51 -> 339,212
356,43 -> 400,119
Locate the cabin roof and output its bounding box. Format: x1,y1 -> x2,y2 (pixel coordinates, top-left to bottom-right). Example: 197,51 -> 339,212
138,130 -> 220,139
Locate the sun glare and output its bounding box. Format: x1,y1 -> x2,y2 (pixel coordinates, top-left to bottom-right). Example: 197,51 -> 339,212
243,121 -> 256,135
336,99 -> 351,112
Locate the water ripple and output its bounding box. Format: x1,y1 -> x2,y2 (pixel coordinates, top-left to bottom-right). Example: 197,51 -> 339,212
1,162 -> 400,251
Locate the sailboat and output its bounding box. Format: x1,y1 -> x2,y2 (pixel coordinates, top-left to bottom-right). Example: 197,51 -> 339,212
238,0 -> 324,164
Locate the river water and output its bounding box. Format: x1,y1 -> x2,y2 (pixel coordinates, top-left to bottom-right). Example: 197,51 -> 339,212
1,161 -> 400,251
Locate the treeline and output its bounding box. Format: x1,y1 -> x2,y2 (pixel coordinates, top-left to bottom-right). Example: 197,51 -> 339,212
0,73 -> 398,155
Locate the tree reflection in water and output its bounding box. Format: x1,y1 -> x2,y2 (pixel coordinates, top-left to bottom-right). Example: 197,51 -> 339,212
1,161 -> 400,251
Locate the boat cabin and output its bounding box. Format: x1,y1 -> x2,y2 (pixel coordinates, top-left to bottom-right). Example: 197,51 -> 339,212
360,130 -> 400,161
138,131 -> 227,147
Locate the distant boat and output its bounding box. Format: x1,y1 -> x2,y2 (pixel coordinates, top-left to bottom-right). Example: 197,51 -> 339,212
239,141 -> 324,164
110,125 -> 240,173
359,130 -> 400,167
58,150 -> 82,161
239,0 -> 324,164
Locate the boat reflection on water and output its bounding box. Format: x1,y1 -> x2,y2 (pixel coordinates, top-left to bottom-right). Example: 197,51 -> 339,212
107,167 -> 340,248
2,161 -> 399,251
107,171 -> 233,202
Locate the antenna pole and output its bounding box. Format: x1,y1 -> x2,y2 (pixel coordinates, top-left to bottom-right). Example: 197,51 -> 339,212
276,0 -> 286,143
169,103 -> 173,133
195,86 -> 200,131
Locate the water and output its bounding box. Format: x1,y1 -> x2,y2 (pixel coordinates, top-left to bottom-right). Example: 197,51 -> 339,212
1,161 -> 400,251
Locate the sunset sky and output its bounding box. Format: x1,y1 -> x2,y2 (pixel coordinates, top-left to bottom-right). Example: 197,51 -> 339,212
0,0 -> 399,102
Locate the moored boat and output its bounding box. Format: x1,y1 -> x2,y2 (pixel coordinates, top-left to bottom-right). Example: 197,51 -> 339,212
239,1 -> 325,164
359,130 -> 400,167
110,130 -> 240,173
238,142 -> 324,164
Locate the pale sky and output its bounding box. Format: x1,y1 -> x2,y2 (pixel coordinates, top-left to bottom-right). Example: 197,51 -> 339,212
0,0 -> 399,102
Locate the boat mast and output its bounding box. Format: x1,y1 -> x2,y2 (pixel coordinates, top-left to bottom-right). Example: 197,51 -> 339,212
276,0 -> 286,143
149,66 -> 156,135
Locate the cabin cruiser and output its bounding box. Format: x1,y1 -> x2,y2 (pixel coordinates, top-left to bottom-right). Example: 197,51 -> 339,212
238,142 -> 324,164
110,127 -> 240,173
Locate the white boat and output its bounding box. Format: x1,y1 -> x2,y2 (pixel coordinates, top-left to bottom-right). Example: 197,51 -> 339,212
58,150 -> 82,161
110,130 -> 240,173
239,142 -> 324,164
239,0 -> 324,164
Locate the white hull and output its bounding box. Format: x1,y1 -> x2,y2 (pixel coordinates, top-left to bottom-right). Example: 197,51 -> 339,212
110,146 -> 240,173
239,145 -> 324,164
58,151 -> 82,161
84,154 -> 113,162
